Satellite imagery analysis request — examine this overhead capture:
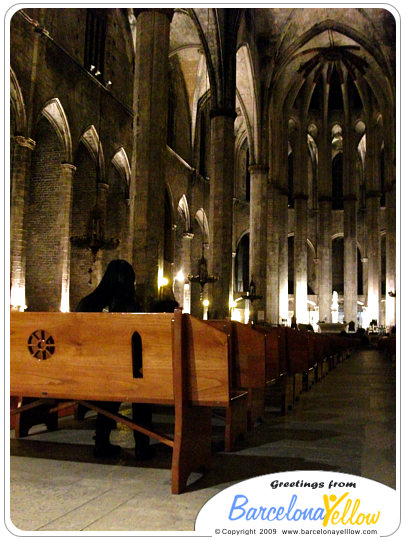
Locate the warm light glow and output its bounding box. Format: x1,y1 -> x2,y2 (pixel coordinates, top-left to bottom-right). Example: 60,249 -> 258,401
175,269 -> 185,283
229,295 -> 237,309
367,290 -> 379,325
184,283 -> 190,291
295,279 -> 307,323
202,299 -> 210,307
231,309 -> 242,322
244,302 -> 250,324
279,281 -> 289,324
60,280 -> 70,312
10,285 -> 26,311
157,267 -> 169,289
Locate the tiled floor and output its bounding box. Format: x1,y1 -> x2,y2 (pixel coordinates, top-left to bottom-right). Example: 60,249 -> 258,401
8,348 -> 396,532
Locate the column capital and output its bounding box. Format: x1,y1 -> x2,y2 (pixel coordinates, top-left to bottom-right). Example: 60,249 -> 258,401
97,182 -> 109,191
14,135 -> 35,150
133,8 -> 174,21
60,162 -> 76,172
248,164 -> 268,175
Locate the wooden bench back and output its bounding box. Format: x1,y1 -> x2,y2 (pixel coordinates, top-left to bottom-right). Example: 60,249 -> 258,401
10,311 -> 231,407
285,328 -> 310,373
204,320 -> 265,389
250,325 -> 282,382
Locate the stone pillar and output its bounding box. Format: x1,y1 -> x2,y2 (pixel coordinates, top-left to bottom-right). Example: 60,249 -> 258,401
59,163 -> 76,312
366,194 -> 381,324
209,111 -> 235,319
249,165 -> 268,319
131,8 -> 173,310
318,198 -> 332,322
180,232 -> 193,313
96,182 -> 109,282
278,188 -> 289,324
294,195 -> 308,323
364,119 -> 381,325
383,118 -> 396,329
385,183 -> 396,327
342,74 -> 358,325
10,135 -> 35,310
317,107 -> 333,322
266,183 -> 279,324
292,126 -> 308,323
343,195 -> 358,324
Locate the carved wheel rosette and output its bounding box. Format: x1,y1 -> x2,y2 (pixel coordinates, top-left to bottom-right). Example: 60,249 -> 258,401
27,330 -> 55,360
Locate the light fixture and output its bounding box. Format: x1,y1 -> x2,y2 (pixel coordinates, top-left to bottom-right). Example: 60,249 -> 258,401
175,269 -> 185,283
238,278 -> 263,303
202,299 -> 210,307
188,252 -> 218,298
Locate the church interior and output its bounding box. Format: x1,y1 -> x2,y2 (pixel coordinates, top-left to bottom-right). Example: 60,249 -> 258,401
9,6 -> 397,532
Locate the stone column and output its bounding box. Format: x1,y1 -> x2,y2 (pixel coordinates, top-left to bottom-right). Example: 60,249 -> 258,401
317,87 -> 333,322
10,135 -> 35,310
180,232 -> 193,313
342,75 -> 358,325
249,164 -> 268,319
364,119 -> 381,325
294,195 -> 308,323
59,163 -> 76,311
384,119 -> 396,328
209,111 -> 235,319
96,182 -> 109,282
266,182 -> 280,324
385,183 -> 396,327
131,8 -> 173,310
278,188 -> 289,324
292,127 -> 308,323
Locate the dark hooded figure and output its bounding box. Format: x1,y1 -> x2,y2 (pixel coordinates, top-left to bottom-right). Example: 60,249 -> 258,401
76,259 -> 153,460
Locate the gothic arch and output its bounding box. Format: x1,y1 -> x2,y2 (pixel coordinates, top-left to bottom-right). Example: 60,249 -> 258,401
111,147 -> 131,194
10,68 -> 26,134
177,194 -> 191,232
236,43 -> 259,162
41,98 -> 72,163
80,125 -> 105,182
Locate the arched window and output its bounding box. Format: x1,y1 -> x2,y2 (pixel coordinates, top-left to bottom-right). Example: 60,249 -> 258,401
332,153 -> 343,209
380,146 -> 385,207
84,9 -> 107,81
332,237 -> 344,294
288,151 -> 294,208
235,234 -> 249,292
288,235 -> 294,294
164,190 -> 174,264
245,147 -> 251,202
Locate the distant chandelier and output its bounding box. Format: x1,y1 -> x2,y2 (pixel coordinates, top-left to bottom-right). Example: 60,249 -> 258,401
237,278 -> 263,303
188,252 -> 218,298
70,203 -> 120,284
70,203 -> 120,261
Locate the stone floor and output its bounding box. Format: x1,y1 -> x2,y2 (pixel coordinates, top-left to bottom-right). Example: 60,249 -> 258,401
7,348 -> 396,532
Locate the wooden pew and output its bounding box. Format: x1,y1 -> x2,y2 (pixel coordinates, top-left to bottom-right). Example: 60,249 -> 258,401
204,319 -> 265,440
10,309 -> 247,494
251,325 -> 294,414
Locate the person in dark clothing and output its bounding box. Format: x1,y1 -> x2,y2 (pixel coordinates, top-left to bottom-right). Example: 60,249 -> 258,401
75,259 -> 153,460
